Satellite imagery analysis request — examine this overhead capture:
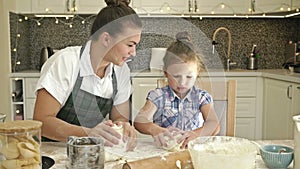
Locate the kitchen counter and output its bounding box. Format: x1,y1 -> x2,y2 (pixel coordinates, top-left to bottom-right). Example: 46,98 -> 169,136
11,69 -> 300,83
41,139 -> 294,169
131,69 -> 300,83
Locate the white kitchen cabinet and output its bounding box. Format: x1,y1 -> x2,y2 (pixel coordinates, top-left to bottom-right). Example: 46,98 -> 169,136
10,77 -> 39,120
132,0 -> 189,14
131,75 -> 262,140
263,78 -> 300,139
31,0 -> 105,14
14,0 -> 32,13
131,77 -> 160,120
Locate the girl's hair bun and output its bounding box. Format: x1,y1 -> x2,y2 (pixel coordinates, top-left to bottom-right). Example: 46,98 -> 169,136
105,0 -> 131,6
175,31 -> 191,42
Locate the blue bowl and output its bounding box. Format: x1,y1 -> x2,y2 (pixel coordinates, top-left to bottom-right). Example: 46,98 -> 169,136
260,144 -> 294,169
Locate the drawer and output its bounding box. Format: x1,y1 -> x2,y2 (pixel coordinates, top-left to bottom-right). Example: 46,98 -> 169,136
234,77 -> 257,97
25,78 -> 39,98
235,118 -> 256,139
236,98 -> 256,117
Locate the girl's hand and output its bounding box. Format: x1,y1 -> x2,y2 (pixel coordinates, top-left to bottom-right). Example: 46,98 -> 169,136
152,127 -> 174,148
114,121 -> 137,151
177,130 -> 199,149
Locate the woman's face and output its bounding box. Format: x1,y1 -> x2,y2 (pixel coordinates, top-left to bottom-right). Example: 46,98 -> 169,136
165,61 -> 198,98
105,28 -> 141,66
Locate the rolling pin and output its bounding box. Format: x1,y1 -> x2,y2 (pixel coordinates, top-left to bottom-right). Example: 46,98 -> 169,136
122,150 -> 193,169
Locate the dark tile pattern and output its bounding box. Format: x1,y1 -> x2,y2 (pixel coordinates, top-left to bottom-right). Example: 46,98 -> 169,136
10,12 -> 300,72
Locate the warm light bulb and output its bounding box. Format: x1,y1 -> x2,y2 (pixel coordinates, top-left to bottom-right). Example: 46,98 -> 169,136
297,8 -> 300,12
160,9 -> 163,13
17,34 -> 21,37
69,24 -> 73,28
287,7 -> 291,11
45,8 -> 49,12
18,18 -> 23,22
211,11 -> 215,14
221,4 -> 225,9
55,19 -> 59,24
81,20 -> 85,24
280,7 -> 284,11
24,16 -> 28,20
16,110 -> 20,114
166,6 -> 170,11
16,61 -> 21,65
13,48 -> 17,52
248,8 -> 252,12
37,21 -> 41,26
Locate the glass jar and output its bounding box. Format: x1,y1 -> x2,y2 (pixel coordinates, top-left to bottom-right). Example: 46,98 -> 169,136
0,120 -> 42,169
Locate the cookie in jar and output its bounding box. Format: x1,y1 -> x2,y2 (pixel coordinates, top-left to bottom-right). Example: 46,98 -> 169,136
0,120 -> 42,169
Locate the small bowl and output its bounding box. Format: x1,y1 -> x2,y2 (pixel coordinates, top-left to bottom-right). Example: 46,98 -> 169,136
260,144 -> 294,169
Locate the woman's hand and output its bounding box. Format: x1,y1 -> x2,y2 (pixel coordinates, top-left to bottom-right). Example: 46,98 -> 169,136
114,121 -> 137,151
88,120 -> 121,147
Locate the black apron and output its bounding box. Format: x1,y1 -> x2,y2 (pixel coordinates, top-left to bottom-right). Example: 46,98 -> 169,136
42,46 -> 118,141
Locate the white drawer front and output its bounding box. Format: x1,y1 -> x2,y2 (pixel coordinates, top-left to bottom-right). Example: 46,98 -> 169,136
25,78 -> 39,98
236,98 -> 256,117
235,78 -> 257,97
235,118 -> 256,139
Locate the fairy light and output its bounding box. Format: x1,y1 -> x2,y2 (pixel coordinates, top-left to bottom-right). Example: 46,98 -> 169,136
55,18 -> 59,24
221,4 -> 225,9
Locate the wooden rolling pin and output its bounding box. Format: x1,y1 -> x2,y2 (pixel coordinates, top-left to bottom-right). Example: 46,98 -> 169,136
122,150 -> 193,169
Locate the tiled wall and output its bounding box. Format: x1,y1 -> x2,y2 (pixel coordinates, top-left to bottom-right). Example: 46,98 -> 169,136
10,12 -> 300,72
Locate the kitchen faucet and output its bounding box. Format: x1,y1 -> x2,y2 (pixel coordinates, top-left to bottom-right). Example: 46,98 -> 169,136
212,27 -> 236,71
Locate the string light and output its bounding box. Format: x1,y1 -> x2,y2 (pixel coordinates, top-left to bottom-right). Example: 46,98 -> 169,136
11,13 -> 96,72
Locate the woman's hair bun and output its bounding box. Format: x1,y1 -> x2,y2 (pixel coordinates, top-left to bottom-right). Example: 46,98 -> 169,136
175,31 -> 191,42
105,0 -> 131,6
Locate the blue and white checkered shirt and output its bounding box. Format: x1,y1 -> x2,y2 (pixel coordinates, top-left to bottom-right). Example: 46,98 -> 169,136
147,85 -> 213,131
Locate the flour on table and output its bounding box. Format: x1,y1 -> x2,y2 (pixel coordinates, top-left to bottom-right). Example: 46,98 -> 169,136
105,139 -> 169,162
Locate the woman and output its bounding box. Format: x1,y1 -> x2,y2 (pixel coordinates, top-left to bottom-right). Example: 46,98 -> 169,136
33,0 -> 142,151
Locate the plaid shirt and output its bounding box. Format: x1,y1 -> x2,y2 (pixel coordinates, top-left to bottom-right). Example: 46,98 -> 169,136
147,85 -> 213,131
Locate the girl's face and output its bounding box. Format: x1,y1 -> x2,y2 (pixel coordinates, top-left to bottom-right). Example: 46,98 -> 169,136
165,62 -> 198,99
105,28 -> 141,66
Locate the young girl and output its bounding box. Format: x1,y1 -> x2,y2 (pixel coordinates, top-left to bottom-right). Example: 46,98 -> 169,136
134,32 -> 220,149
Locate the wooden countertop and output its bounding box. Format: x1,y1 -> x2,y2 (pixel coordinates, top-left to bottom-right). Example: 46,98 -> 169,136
41,139 -> 294,169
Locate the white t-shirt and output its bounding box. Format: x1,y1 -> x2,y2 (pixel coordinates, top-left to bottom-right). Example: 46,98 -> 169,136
35,40 -> 132,107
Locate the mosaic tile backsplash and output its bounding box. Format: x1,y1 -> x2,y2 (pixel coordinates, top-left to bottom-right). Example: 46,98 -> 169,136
10,12 -> 300,72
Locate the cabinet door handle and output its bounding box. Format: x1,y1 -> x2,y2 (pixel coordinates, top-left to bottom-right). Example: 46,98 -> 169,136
72,0 -> 77,12
66,0 -> 70,12
287,85 -> 292,99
